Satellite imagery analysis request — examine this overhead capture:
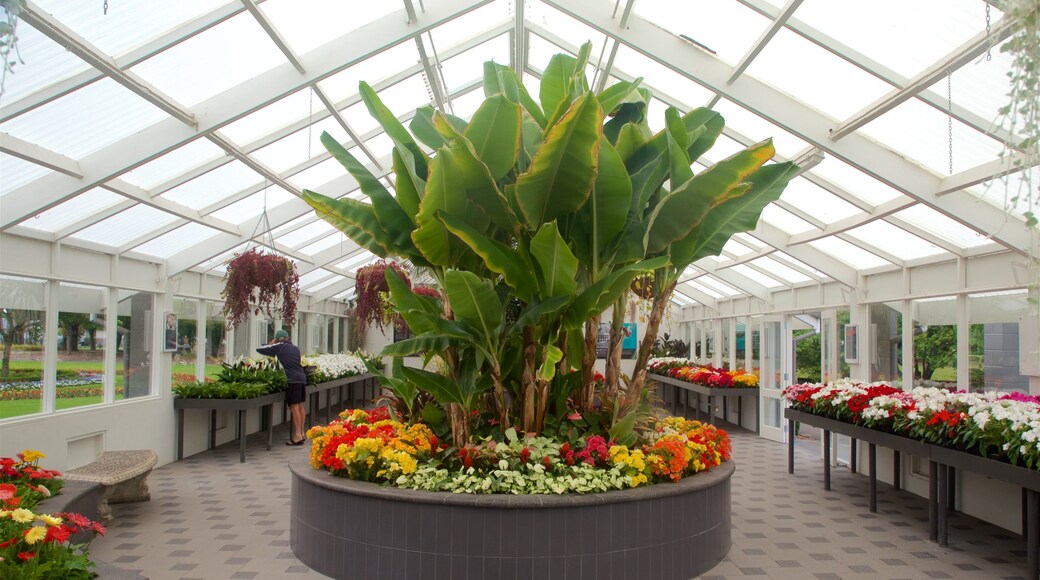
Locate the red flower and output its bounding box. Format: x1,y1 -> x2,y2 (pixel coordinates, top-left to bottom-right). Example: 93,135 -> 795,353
91,522 -> 107,536
567,412 -> 582,421
0,537 -> 18,549
541,456 -> 551,468
520,447 -> 531,463
428,435 -> 438,450
46,525 -> 71,544
0,483 -> 15,500
18,551 -> 36,561
4,496 -> 21,507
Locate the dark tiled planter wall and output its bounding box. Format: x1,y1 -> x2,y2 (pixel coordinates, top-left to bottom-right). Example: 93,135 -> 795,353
290,458 -> 734,580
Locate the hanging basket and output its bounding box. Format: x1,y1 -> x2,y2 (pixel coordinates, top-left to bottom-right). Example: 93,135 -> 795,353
221,248 -> 300,329
354,260 -> 410,333
630,274 -> 655,300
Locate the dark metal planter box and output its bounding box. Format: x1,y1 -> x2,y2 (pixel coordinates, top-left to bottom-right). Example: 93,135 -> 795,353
649,373 -> 759,432
289,457 -> 735,580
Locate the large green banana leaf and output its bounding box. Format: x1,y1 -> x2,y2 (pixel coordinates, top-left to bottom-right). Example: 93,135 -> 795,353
529,222 -> 579,297
438,212 -> 537,300
515,93 -> 603,229
444,270 -> 503,350
463,95 -> 522,181
483,61 -> 546,128
301,190 -> 393,258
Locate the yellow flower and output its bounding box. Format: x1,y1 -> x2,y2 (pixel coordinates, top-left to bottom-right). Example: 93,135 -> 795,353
38,514 -> 62,527
24,525 -> 46,544
10,508 -> 34,523
21,449 -> 46,463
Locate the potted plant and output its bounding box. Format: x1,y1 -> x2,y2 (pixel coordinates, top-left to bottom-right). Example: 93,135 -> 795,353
294,42 -> 796,580
220,248 -> 299,330
352,260 -> 409,334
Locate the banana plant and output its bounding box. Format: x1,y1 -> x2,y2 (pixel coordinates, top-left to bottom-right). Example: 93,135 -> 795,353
302,42 -> 796,444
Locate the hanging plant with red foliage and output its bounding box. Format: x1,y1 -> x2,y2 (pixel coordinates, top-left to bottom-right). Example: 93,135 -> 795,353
354,260 -> 410,333
221,248 -> 300,329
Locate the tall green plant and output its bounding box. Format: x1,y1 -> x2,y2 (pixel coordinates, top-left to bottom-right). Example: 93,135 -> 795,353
303,43 -> 796,444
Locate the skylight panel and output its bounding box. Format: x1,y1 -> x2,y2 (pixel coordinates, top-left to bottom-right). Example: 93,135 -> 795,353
34,0 -> 227,58
778,179 -> 863,225
700,134 -> 749,163
809,237 -> 891,270
529,1 -> 608,55
794,0 -> 992,79
686,280 -> 723,300
810,157 -> 907,207
858,97 -> 1004,176
1,153 -> 52,193
376,75 -> 433,120
722,239 -> 753,257
340,99 -> 382,138
441,34 -> 511,94
1,77 -> 166,159
671,292 -> 695,306
745,28 -> 894,121
711,99 -> 808,160
335,250 -> 374,271
673,287 -> 701,305
633,0 -> 771,66
300,233 -> 347,256
847,222 -> 949,262
130,222 -> 221,259
447,87 -> 487,120
924,38 -> 1015,134
220,89 -> 313,147
306,276 -> 344,294
760,205 -> 816,235
261,0 -> 398,56
120,139 -> 224,190
277,220 -> 334,249
71,205 -> 179,247
196,243 -> 247,273
289,157 -> 356,192
610,45 -> 715,110
298,268 -> 336,288
0,17 -> 91,104
968,166 -> 1039,220
731,264 -> 783,288
429,0 -> 513,52
130,12 -> 287,107
363,134 -> 395,161
16,188 -> 123,233
209,186 -> 294,224
526,34 -> 573,75
251,117 -> 347,173
773,251 -> 828,279
318,42 -> 421,103
160,161 -> 263,211
733,232 -> 768,250
747,256 -> 811,284
891,205 -> 992,249
698,275 -> 742,296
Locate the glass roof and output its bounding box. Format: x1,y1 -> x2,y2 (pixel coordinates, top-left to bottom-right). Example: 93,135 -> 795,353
0,0 -> 1030,309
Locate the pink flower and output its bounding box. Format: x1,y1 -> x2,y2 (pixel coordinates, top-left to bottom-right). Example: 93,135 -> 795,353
567,412 -> 582,421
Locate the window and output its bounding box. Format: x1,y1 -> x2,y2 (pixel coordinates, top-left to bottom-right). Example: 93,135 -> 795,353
0,275 -> 47,419
117,289 -> 154,399
969,290 -> 1031,393
58,283 -> 108,409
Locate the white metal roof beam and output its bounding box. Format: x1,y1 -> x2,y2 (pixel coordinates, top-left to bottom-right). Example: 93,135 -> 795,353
936,152 -> 1035,196
513,0 -> 527,72
1,0 -> 490,231
732,0 -> 1018,146
312,85 -> 383,171
674,284 -> 717,311
0,133 -> 82,178
830,18 -> 1016,141
542,0 -> 1032,255
727,0 -> 803,84
833,232 -> 905,267
0,2 -> 249,122
241,0 -> 305,74
786,197 -> 913,245
21,2 -> 196,127
748,223 -> 858,287
695,263 -> 772,303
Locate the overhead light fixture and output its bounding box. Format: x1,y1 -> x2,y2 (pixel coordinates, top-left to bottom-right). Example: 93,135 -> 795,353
791,148 -> 825,177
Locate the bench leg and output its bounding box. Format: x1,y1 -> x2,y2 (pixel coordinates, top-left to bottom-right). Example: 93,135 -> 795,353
177,408 -> 185,461
265,403 -> 274,451
938,463 -> 949,547
850,438 -> 857,474
1027,489 -> 1039,580
209,410 -> 217,450
893,450 -> 901,491
868,443 -> 877,513
238,409 -> 247,463
787,418 -> 795,474
823,430 -> 831,491
929,461 -> 939,542
738,397 -> 743,429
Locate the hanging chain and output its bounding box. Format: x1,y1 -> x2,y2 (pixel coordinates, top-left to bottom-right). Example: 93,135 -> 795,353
947,69 -> 954,174
984,1 -> 992,61
103,0 -> 108,15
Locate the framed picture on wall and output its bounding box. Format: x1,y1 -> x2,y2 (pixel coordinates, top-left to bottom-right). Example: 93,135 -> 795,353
843,324 -> 858,364
163,312 -> 178,352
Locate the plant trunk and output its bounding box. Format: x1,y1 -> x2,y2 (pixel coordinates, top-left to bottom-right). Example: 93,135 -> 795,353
604,298 -> 625,401
625,280 -> 677,409
1,340 -> 11,378
556,329 -> 569,378
520,326 -> 537,433
534,376 -> 550,433
447,402 -> 468,446
579,314 -> 600,410
489,364 -> 512,430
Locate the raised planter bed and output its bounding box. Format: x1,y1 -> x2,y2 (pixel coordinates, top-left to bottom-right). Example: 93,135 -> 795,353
649,373 -> 759,432
289,457 -> 735,580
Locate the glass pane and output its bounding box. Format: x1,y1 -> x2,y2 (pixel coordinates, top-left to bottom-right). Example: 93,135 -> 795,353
440,34 -> 510,94
779,179 -> 863,224
610,45 -> 716,109
749,256 -> 812,284
71,204 -> 180,247
809,237 -> 892,269
912,297 -> 958,389
205,301 -> 228,372
57,283 -> 107,410
0,275 -> 47,419
120,139 -> 225,190
891,205 -> 992,249
751,325 -> 761,377
160,161 -> 264,210
969,290 -> 1031,393
712,99 -> 809,159
763,398 -> 781,429
634,0 -> 771,66
318,42 -> 421,103
838,309 -> 851,379
0,153 -> 53,193
811,157 -> 908,207
251,117 -> 349,174
429,0 -> 513,51
117,289 -> 153,399
924,36 -> 1015,134
869,302 -> 901,384
208,186 -> 295,224
735,323 -> 746,370
731,264 -> 783,288
761,205 -> 816,235
845,221 -> 948,261
130,222 -> 222,260
172,298 -> 198,386
261,0 -> 398,56
17,188 -> 125,234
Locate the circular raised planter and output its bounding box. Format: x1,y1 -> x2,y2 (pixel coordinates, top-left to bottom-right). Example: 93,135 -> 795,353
290,457 -> 734,580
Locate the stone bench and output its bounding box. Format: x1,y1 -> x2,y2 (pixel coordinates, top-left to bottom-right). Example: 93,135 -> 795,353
63,450 -> 157,522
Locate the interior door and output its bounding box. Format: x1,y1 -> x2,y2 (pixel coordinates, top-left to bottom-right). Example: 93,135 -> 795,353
759,316 -> 791,443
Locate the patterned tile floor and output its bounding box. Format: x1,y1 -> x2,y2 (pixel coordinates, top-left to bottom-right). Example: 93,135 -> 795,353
90,422 -> 1032,579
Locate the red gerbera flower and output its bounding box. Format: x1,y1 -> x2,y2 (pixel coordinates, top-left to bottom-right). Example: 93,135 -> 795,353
18,551 -> 36,561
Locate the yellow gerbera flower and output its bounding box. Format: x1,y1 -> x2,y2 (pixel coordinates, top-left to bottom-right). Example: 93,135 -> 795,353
10,508 -> 34,523
21,449 -> 46,463
24,525 -> 46,544
38,514 -> 62,527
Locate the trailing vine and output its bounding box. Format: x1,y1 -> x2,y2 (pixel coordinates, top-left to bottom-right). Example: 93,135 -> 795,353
220,248 -> 300,330
0,0 -> 25,96
353,260 -> 410,334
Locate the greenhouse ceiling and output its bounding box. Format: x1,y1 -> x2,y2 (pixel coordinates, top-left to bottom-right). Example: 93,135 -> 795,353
0,0 -> 1035,309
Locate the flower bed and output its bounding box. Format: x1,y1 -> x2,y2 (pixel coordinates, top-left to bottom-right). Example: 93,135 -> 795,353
647,358 -> 759,389
302,351 -> 381,384
0,451 -> 106,579
172,357 -> 286,399
783,379 -> 1040,470
0,383 -> 125,401
306,407 -> 731,494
